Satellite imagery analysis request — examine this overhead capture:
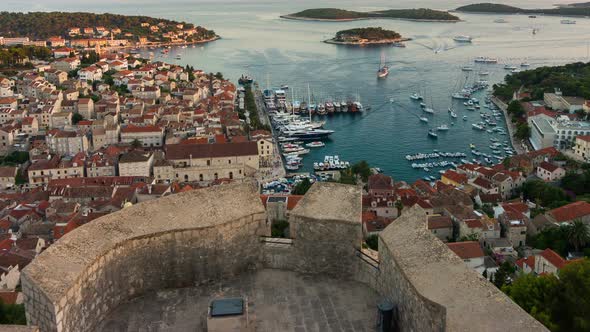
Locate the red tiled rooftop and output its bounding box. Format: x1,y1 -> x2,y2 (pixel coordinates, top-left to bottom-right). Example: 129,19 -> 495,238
0,292 -> 19,305
464,218 -> 484,229
368,174 -> 394,191
538,161 -> 559,173
427,215 -> 452,229
502,202 -> 529,215
447,241 -> 484,259
516,256 -> 535,270
121,125 -> 162,133
442,170 -> 468,185
473,177 -> 495,190
548,201 -> 590,222
539,248 -> 566,269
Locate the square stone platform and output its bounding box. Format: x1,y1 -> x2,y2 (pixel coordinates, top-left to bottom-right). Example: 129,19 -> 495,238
95,269 -> 379,332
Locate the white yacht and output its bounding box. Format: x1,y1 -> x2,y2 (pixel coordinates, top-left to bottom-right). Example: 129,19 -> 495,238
561,19 -> 576,24
437,124 -> 450,131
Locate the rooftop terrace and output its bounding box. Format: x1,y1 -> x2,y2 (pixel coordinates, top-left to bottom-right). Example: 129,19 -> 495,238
96,269 -> 379,332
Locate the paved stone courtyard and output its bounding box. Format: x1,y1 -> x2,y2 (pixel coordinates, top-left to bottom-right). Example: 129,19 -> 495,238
96,269 -> 380,332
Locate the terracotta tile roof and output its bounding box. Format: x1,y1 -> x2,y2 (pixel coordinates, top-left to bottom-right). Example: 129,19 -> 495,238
548,201 -> 590,222
119,151 -> 151,163
539,248 -> 566,269
577,135 -> 590,142
413,180 -> 437,195
48,176 -> 147,188
364,217 -> 393,233
502,202 -> 529,215
538,161 -> 559,173
458,163 -> 479,171
442,170 -> 468,185
0,292 -> 19,305
447,241 -> 484,259
368,174 -> 394,191
464,219 -> 484,229
492,173 -> 511,183
480,193 -> 502,204
516,256 -> 535,270
476,167 -> 496,178
417,199 -> 433,209
428,215 -> 452,229
362,211 -> 377,223
165,142 -> 258,160
0,167 -> 17,178
0,251 -> 32,270
396,188 -> 417,198
434,181 -> 453,192
473,177 -> 495,190
528,147 -> 559,158
121,125 -> 162,133
287,196 -> 304,210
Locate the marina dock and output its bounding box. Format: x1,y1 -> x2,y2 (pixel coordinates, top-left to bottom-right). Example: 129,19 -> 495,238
490,96 -> 527,155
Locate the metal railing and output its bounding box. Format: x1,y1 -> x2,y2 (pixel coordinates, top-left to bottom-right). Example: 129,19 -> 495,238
356,248 -> 380,270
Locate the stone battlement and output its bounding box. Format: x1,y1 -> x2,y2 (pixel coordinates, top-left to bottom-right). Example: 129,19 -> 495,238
21,182 -> 548,332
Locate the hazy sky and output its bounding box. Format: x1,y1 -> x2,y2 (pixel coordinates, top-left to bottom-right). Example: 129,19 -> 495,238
1,0 -> 580,13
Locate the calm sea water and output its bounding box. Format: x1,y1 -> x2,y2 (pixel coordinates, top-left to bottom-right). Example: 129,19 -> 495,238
4,0 -> 590,181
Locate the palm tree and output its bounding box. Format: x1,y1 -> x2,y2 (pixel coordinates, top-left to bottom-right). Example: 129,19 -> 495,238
567,219 -> 590,252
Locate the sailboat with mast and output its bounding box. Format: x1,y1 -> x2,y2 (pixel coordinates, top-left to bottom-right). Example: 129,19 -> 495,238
377,52 -> 389,78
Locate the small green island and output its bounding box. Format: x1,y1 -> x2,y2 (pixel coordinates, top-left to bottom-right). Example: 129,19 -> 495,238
325,27 -> 409,46
455,2 -> 590,16
281,8 -> 460,22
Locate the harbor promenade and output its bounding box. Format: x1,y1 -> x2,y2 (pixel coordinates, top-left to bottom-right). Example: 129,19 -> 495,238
490,96 -> 528,155
254,86 -> 286,182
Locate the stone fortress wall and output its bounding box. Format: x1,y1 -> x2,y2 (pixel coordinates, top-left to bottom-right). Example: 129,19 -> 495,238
21,182 -> 548,332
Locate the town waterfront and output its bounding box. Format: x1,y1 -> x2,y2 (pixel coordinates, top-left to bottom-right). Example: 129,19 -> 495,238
8,0 -> 590,181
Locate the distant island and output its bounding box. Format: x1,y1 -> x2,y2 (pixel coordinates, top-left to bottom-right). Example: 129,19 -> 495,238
325,27 -> 409,46
455,3 -> 590,16
0,12 -> 217,43
281,8 -> 460,22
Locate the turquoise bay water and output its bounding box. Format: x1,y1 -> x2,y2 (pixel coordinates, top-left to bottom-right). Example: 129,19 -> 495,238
5,0 -> 590,181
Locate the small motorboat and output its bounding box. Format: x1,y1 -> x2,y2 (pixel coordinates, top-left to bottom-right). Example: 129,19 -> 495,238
305,141 -> 325,148
410,93 -> 424,101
